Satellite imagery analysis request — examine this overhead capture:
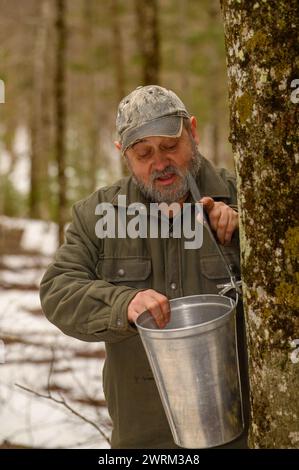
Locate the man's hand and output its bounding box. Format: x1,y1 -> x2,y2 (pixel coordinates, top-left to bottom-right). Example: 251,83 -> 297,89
199,197 -> 239,245
128,289 -> 170,329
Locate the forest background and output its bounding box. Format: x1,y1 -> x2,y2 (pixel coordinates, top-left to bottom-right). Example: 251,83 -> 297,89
0,0 -> 232,235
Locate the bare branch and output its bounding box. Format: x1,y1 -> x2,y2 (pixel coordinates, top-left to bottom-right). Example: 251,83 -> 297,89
47,346 -> 55,395
15,383 -> 111,444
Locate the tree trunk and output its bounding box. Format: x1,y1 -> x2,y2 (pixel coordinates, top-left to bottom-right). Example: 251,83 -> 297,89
110,0 -> 128,177
55,0 -> 67,245
30,0 -> 52,220
207,0 -> 222,167
177,0 -> 189,91
220,0 -> 299,448
110,0 -> 126,101
135,0 -> 160,85
82,1 -> 100,193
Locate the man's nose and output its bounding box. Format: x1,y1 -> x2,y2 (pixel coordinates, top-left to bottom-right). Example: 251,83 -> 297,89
152,151 -> 170,172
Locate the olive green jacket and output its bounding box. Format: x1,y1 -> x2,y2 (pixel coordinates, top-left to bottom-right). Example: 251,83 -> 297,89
40,157 -> 249,449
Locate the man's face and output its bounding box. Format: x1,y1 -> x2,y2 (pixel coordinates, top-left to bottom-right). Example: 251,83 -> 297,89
124,119 -> 201,203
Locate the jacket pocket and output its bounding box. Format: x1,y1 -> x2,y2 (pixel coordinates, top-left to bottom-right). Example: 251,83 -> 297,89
96,256 -> 152,289
200,253 -> 238,295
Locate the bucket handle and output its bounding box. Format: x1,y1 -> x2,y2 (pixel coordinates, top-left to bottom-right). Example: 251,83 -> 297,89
217,279 -> 242,297
217,281 -> 242,306
187,174 -> 242,298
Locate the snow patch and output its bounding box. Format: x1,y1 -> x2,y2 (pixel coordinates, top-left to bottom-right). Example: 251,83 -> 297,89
0,215 -> 58,256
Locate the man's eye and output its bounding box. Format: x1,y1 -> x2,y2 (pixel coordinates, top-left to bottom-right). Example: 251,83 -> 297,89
137,151 -> 151,159
164,144 -> 177,151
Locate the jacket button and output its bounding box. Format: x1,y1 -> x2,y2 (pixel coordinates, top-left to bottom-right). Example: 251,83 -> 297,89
118,268 -> 125,277
170,282 -> 177,290
117,318 -> 123,326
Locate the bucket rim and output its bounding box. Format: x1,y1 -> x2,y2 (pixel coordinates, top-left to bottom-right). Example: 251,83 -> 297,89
135,293 -> 237,334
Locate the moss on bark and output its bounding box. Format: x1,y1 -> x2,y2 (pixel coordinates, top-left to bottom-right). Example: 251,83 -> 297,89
220,0 -> 299,448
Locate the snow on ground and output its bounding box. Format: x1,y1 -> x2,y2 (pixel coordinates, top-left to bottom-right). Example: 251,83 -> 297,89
1,255 -> 53,269
0,217 -> 111,449
0,269 -> 46,288
0,216 -> 58,256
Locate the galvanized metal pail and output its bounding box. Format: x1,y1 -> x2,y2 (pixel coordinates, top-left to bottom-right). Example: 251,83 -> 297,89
135,294 -> 244,449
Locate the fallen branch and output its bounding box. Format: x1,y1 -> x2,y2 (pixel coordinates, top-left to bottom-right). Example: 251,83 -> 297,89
14,383 -> 111,445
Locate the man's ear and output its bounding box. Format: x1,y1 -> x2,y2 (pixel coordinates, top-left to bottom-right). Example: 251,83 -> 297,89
190,116 -> 200,145
114,141 -> 122,151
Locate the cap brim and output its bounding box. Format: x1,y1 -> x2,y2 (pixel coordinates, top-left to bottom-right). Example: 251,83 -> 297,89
121,115 -> 185,152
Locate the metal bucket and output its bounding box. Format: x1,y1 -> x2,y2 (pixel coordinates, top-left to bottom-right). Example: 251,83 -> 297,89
135,294 -> 244,449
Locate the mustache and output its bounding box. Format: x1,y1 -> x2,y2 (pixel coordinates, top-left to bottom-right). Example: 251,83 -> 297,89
150,165 -> 183,183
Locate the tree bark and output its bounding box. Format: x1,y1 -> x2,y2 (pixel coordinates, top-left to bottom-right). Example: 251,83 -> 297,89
135,0 -> 160,85
220,0 -> 299,448
55,0 -> 67,245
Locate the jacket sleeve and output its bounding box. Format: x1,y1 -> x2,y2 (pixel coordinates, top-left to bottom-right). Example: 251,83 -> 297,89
39,200 -> 142,343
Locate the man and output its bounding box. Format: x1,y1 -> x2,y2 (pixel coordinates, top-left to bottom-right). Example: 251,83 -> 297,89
40,85 -> 249,449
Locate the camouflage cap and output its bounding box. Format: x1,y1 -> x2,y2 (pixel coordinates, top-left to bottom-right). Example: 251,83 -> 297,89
116,85 -> 190,152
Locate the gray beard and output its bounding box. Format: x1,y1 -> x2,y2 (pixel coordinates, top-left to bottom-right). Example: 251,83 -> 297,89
127,143 -> 202,204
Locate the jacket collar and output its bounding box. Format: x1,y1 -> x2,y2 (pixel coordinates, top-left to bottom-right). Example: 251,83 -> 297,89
196,157 -> 231,199
111,156 -> 231,208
